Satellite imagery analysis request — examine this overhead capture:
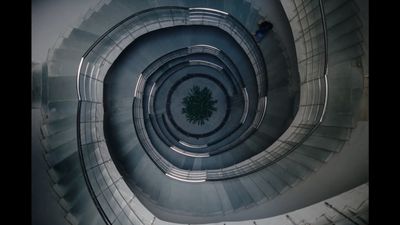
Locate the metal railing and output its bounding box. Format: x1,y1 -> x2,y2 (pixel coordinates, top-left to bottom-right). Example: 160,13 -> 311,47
77,3 -> 328,183
138,45 -> 257,157
202,0 -> 330,180
75,2 -> 329,223
131,0 -> 329,181
130,8 -> 270,181
140,46 -> 241,154
77,6 -> 270,182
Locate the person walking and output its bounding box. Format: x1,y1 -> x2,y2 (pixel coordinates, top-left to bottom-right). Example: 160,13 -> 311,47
253,19 -> 273,43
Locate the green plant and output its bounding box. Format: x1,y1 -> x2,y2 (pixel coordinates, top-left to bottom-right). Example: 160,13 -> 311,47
181,85 -> 217,125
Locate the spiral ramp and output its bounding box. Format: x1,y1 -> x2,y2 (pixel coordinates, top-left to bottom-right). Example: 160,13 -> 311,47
32,0 -> 368,224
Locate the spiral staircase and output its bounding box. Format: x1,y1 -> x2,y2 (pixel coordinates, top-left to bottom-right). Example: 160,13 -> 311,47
31,0 -> 368,224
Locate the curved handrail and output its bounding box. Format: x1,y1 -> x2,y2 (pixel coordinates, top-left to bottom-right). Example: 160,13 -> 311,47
129,8 -> 271,180
319,0 -> 329,122
74,5 -> 329,225
78,7 -> 268,178
140,48 -> 246,150
205,0 -> 330,180
77,5 -> 328,183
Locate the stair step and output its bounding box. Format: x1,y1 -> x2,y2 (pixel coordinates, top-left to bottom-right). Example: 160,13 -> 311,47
47,58 -> 81,77
312,125 -> 351,140
59,176 -> 87,210
118,0 -> 152,12
52,153 -> 81,184
294,144 -> 335,162
286,150 -> 324,171
326,1 -> 359,28
43,126 -> 76,150
52,172 -> 84,197
49,47 -> 83,62
61,28 -> 100,52
276,157 -> 313,180
47,76 -> 77,101
295,0 -> 359,38
328,15 -> 362,41
293,0 -> 320,20
221,180 -> 244,210
260,168 -> 289,194
329,30 -> 363,55
268,162 -> 300,187
45,140 -> 77,166
200,183 -> 225,214
42,115 -> 75,137
65,212 -> 79,225
322,113 -> 354,128
238,176 -> 267,204
329,42 -> 364,65
77,199 -> 107,225
222,179 -> 254,210
212,181 -> 234,213
78,8 -> 121,36
102,0 -> 134,20
45,100 -> 78,122
250,172 -> 279,200
232,179 -> 256,208
325,0 -> 357,14
303,135 -> 345,152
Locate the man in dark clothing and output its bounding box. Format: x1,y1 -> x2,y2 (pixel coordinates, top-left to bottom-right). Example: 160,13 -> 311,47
253,19 -> 273,43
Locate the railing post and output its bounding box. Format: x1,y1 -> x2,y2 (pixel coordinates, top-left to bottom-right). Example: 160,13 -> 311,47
325,202 -> 361,225
347,208 -> 369,225
322,213 -> 335,225
286,215 -> 298,225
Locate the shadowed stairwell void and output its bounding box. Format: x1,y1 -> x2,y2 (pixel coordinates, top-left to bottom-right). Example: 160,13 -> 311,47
181,85 -> 218,126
